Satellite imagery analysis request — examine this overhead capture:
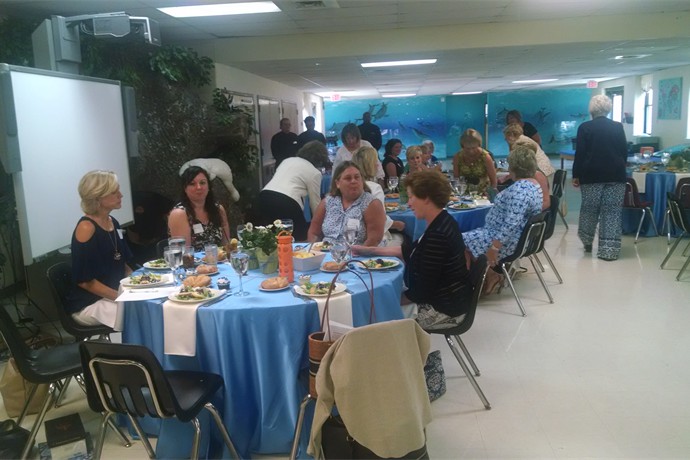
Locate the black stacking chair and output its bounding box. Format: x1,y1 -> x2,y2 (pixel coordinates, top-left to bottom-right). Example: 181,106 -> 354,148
46,262 -> 114,341
551,169 -> 568,228
0,305 -> 131,459
421,255 -> 491,409
662,178 -> 690,243
660,193 -> 690,281
623,177 -> 659,243
496,211 -> 551,317
79,341 -> 240,460
533,195 -> 563,284
156,238 -> 169,258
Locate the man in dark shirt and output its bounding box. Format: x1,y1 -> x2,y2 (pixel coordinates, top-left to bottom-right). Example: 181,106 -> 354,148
271,118 -> 298,167
296,116 -> 326,149
357,111 -> 382,151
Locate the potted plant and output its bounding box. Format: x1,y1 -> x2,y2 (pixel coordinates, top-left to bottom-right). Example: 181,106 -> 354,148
238,220 -> 288,274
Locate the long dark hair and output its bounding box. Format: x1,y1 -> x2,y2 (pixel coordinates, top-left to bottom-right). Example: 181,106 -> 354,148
384,138 -> 402,156
179,166 -> 221,226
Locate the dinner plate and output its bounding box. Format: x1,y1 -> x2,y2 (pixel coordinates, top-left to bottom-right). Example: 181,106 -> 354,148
294,282 -> 346,297
320,264 -> 346,273
168,288 -> 223,304
448,203 -> 477,211
385,206 -> 400,213
120,274 -> 172,288
143,260 -> 170,270
259,285 -> 291,292
360,259 -> 400,270
311,242 -> 331,252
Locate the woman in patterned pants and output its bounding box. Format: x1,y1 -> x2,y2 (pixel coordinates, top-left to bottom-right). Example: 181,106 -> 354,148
572,95 -> 629,261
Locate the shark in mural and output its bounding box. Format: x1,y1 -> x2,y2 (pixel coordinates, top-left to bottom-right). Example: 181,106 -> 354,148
411,127 -> 431,140
534,107 -> 551,125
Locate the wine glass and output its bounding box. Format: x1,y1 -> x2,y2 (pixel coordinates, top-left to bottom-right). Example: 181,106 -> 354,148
163,245 -> 183,285
236,224 -> 246,248
661,151 -> 671,168
642,150 -> 652,161
450,179 -> 459,195
230,250 -> 250,297
457,177 -> 467,197
387,176 -> 399,193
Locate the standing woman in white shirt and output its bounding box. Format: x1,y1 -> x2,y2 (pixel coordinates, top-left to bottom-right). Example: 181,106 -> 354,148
333,123 -> 384,181
258,141 -> 330,241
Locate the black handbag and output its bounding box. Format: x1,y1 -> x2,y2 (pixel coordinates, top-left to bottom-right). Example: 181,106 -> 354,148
0,419 -> 31,459
321,415 -> 429,460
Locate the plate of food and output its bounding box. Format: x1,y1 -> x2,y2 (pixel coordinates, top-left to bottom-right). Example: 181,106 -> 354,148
320,261 -> 346,272
143,258 -> 169,270
385,204 -> 400,212
361,258 -> 400,270
294,281 -> 346,297
385,193 -> 399,199
168,286 -> 222,303
195,264 -> 219,275
121,273 -> 170,288
312,241 -> 332,252
259,276 -> 290,292
448,202 -> 477,210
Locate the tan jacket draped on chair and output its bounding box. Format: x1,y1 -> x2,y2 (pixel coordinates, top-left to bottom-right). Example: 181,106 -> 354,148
308,319 -> 432,459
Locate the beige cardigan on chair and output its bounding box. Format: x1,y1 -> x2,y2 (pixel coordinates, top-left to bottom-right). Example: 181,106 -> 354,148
308,319 -> 432,458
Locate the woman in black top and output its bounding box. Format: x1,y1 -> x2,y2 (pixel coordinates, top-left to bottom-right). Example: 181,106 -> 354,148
353,169 -> 472,330
382,138 -> 405,182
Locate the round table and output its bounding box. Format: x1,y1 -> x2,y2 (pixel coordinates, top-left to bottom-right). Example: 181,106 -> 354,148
388,205 -> 492,241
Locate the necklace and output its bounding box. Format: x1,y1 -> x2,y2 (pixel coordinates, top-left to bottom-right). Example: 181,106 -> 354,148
102,217 -> 122,261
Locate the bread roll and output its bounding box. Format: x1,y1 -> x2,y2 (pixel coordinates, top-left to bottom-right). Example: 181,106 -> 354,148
261,277 -> 289,290
196,264 -> 217,274
322,261 -> 344,271
183,275 -> 211,287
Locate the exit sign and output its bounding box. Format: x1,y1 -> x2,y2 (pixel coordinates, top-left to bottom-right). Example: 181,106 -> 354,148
587,80 -> 598,88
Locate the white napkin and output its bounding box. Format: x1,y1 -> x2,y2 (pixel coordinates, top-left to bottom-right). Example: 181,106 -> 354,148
163,300 -> 202,356
116,286 -> 177,302
314,291 -> 353,329
632,172 -> 647,193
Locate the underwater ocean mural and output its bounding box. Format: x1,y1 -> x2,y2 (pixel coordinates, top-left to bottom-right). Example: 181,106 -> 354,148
486,88 -> 592,157
325,96 -> 447,158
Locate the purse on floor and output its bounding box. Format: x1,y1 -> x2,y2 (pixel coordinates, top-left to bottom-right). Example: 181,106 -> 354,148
424,350 -> 446,402
0,419 -> 30,459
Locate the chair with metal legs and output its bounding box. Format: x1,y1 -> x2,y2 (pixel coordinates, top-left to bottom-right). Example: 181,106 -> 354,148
533,195 -> 564,284
79,341 -> 240,460
551,169 -> 569,229
660,193 -> 690,281
496,211 -> 552,316
661,178 -> 690,244
623,177 -> 659,243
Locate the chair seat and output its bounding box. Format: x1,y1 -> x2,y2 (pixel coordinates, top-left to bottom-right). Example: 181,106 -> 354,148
24,344 -> 83,384
165,371 -> 224,423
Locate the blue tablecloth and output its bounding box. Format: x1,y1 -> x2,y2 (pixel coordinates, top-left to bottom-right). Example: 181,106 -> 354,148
388,206 -> 491,241
121,254 -> 404,458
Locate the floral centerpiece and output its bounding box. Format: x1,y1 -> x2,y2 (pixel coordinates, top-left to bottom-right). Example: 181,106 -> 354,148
239,220 -> 288,273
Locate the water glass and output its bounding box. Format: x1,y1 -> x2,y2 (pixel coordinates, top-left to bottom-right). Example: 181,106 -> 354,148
168,236 -> 185,248
236,225 -> 246,247
204,244 -> 218,266
182,245 -> 195,269
331,239 -> 349,264
280,219 -> 294,235
163,245 -> 183,285
230,250 -> 250,296
387,176 -> 399,193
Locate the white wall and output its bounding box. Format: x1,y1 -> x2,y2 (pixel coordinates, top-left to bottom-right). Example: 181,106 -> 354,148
600,64 -> 690,149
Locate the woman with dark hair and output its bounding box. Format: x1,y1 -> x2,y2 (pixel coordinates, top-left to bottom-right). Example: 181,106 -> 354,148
506,109 -> 542,145
353,169 -> 472,330
258,140 -> 330,241
382,138 -> 404,181
168,165 -> 231,251
332,123 -> 384,181
308,161 -> 385,246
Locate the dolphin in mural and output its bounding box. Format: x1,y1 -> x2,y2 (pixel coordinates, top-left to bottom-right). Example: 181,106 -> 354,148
496,107 -> 509,123
412,127 -> 431,140
398,121 -> 408,131
371,102 -> 388,121
534,107 -> 551,125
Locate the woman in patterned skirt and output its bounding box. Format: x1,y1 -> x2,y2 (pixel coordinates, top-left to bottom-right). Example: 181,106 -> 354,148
572,95 -> 628,261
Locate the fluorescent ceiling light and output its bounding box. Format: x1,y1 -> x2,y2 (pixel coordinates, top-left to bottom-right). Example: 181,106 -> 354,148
159,2 -> 280,18
512,79 -> 558,84
361,59 -> 437,68
381,93 -> 416,98
452,91 -> 483,95
315,90 -> 369,98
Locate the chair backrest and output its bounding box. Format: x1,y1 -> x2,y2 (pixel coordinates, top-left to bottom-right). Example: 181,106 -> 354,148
460,255 -> 488,331
552,169 -> 567,199
667,192 -> 690,233
156,239 -> 169,258
623,177 -> 642,208
79,341 -> 178,419
675,177 -> 690,209
0,305 -> 35,379
47,262 -> 112,339
542,195 -> 559,243
499,211 -> 549,265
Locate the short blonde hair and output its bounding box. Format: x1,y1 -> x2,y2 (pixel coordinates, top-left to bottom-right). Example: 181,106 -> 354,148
78,170 -> 119,214
503,123 -> 524,137
460,129 -> 482,148
406,145 -> 423,160
351,146 -> 379,181
513,139 -> 537,153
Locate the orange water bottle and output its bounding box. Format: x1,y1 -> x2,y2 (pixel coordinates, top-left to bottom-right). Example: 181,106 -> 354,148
277,231 -> 294,282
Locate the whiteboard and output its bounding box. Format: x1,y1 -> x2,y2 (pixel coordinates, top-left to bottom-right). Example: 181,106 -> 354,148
1,65 -> 133,264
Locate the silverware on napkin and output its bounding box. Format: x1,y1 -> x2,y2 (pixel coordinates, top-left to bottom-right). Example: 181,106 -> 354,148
200,291 -> 231,308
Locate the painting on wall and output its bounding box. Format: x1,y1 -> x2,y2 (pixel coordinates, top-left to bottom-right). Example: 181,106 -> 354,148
325,96 -> 447,158
658,77 -> 682,120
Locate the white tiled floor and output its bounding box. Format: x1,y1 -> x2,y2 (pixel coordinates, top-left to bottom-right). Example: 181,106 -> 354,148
3,167 -> 690,459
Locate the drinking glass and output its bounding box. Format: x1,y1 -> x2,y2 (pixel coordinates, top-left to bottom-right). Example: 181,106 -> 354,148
230,250 -> 250,296
642,150 -> 652,160
450,179 -> 459,195
168,236 -> 185,248
661,151 -> 671,167
387,176 -> 399,193
331,239 -> 349,265
163,245 -> 183,285
236,224 -> 246,248
204,244 -> 218,267
457,177 -> 467,196
280,219 -> 294,235
181,245 -> 195,270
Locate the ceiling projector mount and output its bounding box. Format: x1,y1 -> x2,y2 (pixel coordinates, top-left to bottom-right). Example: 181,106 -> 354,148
32,12 -> 161,74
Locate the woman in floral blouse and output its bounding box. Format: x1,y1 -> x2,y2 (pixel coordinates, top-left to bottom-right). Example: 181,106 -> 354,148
452,128 -> 497,194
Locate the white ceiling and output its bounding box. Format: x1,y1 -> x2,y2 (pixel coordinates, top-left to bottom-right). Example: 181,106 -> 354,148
2,0 -> 690,97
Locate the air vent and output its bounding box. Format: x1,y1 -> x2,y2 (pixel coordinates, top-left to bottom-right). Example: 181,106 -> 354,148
294,0 -> 339,9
